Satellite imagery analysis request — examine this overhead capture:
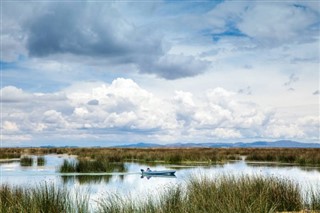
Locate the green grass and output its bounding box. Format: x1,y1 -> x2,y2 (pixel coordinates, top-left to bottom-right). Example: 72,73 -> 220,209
59,158 -> 127,173
1,175 -> 319,213
20,156 -> 33,166
0,183 -> 89,213
98,175 -> 320,213
2,147 -> 320,166
37,156 -> 46,166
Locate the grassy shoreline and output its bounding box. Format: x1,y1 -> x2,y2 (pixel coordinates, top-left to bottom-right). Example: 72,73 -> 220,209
1,175 -> 319,213
1,147 -> 320,167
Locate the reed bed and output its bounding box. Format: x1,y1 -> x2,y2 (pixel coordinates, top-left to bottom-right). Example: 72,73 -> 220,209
1,147 -> 320,165
98,175 -> 320,213
0,183 -> 89,213
59,158 -> 127,173
245,149 -> 320,166
20,156 -> 33,166
1,175 -> 319,213
37,156 -> 46,166
0,148 -> 21,159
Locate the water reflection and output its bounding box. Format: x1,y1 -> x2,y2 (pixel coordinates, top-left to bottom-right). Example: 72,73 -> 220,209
59,161 -> 128,185
140,174 -> 176,180
61,175 -> 115,184
247,162 -> 320,172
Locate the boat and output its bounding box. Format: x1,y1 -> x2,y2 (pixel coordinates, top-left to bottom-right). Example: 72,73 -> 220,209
140,169 -> 176,176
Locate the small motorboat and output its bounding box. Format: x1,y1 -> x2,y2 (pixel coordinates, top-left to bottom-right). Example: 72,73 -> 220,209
140,169 -> 176,176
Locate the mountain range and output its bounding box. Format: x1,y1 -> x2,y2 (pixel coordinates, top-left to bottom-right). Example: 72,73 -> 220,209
113,140 -> 320,148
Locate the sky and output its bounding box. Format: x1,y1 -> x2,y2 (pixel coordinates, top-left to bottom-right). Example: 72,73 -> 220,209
1,0 -> 319,147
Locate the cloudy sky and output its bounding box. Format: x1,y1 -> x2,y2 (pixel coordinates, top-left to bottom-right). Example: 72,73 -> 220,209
1,0 -> 319,147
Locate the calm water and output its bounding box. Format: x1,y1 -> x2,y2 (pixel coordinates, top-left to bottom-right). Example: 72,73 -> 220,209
1,154 -> 319,210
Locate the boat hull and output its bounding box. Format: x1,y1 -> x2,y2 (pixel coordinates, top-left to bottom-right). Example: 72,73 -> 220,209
141,170 -> 176,176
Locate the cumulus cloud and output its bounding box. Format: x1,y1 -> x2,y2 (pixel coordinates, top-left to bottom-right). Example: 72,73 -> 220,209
2,121 -> 19,132
1,78 -> 318,145
264,122 -> 305,138
211,128 -> 242,139
0,86 -> 32,102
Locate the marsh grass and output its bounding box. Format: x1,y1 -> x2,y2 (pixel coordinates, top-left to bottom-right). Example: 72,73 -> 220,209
1,175 -> 319,213
98,175 -> 320,213
0,152 -> 20,159
2,147 -> 320,166
245,149 -> 320,166
20,156 -> 33,166
37,156 -> 46,166
0,183 -> 89,213
307,188 -> 320,210
59,158 -> 127,173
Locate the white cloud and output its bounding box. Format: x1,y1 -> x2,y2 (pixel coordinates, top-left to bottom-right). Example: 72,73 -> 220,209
264,121 -> 305,139
238,3 -> 318,45
2,121 -> 19,132
0,86 -> 32,102
1,78 -> 318,145
211,128 -> 242,139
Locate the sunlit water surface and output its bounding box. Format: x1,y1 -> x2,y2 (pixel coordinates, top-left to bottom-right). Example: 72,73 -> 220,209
1,155 -> 319,211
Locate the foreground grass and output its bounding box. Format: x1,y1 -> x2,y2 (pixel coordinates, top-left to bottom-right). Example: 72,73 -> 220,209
0,183 -> 88,213
98,175 -> 320,213
1,175 -> 319,213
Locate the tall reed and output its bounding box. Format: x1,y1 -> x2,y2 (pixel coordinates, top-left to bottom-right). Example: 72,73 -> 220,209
2,147 -> 320,165
20,156 -> 33,166
59,158 -> 127,173
0,183 -> 89,213
1,175 -> 319,213
37,156 -> 46,166
97,175 -> 319,213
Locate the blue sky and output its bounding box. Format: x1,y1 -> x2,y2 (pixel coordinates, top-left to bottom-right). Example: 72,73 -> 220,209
1,0 -> 319,147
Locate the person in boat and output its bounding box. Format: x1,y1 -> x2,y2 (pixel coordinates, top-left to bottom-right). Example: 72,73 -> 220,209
146,168 -> 151,172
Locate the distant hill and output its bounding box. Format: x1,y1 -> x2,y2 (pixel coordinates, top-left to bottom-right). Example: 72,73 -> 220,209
113,140 -> 320,148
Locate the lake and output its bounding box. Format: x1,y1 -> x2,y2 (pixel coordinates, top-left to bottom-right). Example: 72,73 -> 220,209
1,154 -> 319,211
